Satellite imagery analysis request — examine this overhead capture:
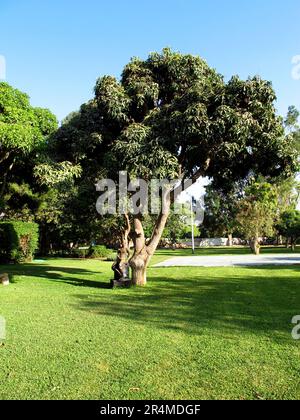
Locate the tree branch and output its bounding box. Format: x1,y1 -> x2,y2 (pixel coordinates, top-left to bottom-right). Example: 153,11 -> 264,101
147,187 -> 171,254
0,151 -> 10,165
131,214 -> 146,254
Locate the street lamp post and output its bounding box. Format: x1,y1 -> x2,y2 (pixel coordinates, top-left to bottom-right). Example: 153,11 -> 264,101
190,195 -> 195,255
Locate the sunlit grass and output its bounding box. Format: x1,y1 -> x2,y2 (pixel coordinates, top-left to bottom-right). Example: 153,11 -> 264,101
0,257 -> 299,400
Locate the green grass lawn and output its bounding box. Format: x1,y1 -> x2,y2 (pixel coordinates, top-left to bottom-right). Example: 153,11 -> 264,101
0,254 -> 300,400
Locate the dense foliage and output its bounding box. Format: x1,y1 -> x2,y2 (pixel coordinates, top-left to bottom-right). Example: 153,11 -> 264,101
0,82 -> 58,222
277,210 -> 300,249
237,181 -> 279,254
202,183 -> 243,239
285,105 -> 300,153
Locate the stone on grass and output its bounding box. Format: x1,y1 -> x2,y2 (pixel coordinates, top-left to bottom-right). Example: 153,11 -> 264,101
0,273 -> 9,286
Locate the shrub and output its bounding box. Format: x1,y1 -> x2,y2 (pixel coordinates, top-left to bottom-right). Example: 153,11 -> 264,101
88,245 -> 112,259
72,248 -> 88,259
0,221 -> 39,263
106,252 -> 117,262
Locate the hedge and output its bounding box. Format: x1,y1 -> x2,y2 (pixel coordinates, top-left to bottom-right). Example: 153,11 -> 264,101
88,245 -> 113,259
0,221 -> 39,263
72,248 -> 88,259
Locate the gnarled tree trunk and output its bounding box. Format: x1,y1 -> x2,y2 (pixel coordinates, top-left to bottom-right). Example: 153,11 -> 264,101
127,162 -> 210,286
130,248 -> 149,286
112,214 -> 131,281
129,215 -> 148,286
129,193 -> 171,286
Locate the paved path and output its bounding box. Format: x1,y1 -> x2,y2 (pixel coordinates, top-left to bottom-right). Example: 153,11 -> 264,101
154,253 -> 300,267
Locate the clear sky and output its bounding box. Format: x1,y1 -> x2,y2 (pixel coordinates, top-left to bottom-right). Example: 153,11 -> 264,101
1,0 -> 299,122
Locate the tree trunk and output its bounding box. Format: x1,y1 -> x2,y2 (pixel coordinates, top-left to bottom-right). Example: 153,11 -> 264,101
0,159 -> 14,199
129,215 -> 148,286
130,249 -> 150,286
39,224 -> 50,256
127,165 -> 209,286
112,214 -> 131,281
291,237 -> 296,252
0,151 -> 10,166
227,233 -> 233,247
250,238 -> 260,255
130,190 -> 171,286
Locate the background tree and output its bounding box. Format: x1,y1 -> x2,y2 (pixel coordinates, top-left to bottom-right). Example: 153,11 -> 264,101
201,183 -> 243,244
0,82 -> 58,222
0,83 -> 57,210
0,82 -> 93,256
237,180 -> 279,254
51,49 -> 298,285
277,210 -> 300,250
285,106 -> 300,153
143,206 -> 200,248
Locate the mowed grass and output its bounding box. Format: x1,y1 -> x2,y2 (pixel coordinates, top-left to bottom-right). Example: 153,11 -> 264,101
0,254 -> 300,400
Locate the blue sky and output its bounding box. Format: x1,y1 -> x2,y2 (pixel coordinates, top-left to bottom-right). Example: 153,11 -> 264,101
1,0 -> 299,122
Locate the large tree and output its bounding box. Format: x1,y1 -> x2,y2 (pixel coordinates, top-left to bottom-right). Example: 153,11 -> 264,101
202,177 -> 298,245
201,183 -> 243,243
285,106 -> 300,153
0,82 -> 57,215
277,210 -> 300,250
52,49 -> 298,285
237,180 -> 279,254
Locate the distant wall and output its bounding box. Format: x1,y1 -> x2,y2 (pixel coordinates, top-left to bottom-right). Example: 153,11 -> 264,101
183,238 -> 244,247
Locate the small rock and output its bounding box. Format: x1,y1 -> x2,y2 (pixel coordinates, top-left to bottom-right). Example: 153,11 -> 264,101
0,273 -> 9,286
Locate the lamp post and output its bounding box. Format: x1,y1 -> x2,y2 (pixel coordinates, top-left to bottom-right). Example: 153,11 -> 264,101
190,195 -> 195,255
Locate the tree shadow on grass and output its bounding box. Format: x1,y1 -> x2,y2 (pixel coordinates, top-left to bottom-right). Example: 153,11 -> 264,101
0,263 -> 111,289
74,265 -> 300,342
